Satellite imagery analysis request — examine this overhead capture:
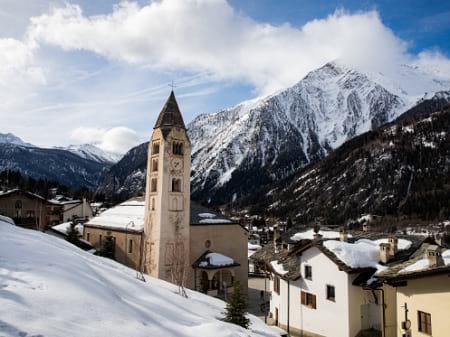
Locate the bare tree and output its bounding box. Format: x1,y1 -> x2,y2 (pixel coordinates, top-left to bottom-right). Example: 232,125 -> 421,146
168,239 -> 189,298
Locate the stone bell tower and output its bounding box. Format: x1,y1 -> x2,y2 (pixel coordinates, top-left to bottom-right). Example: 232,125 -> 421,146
143,91 -> 191,284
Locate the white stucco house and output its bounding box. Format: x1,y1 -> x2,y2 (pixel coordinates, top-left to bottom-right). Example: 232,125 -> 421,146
252,229 -> 425,337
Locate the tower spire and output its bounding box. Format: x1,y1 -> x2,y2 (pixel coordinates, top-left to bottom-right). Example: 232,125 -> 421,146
154,90 -> 186,130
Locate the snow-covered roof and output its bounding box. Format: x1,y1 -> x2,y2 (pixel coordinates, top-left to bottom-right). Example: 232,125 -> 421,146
86,198 -> 145,232
86,199 -> 238,232
52,222 -> 83,236
290,229 -> 352,241
399,250 -> 450,273
0,216 -> 280,337
193,251 -> 239,269
270,260 -> 288,275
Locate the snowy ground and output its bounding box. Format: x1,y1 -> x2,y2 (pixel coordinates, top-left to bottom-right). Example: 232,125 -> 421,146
0,221 -> 281,337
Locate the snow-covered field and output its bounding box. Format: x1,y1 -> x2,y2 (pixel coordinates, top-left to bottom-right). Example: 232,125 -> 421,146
0,220 -> 281,337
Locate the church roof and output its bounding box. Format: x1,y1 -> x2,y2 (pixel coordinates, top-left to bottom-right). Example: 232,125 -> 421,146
154,91 -> 186,130
85,198 -> 239,232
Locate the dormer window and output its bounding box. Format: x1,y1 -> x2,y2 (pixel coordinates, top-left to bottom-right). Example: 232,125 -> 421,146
173,142 -> 183,155
152,142 -> 160,155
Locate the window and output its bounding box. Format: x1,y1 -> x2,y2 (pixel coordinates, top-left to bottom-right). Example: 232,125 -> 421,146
26,210 -> 35,218
173,141 -> 183,155
15,200 -> 22,209
151,178 -> 157,192
152,142 -> 160,155
86,233 -> 90,241
152,159 -> 158,172
273,276 -> 280,294
418,311 -> 432,335
301,291 -> 317,309
99,234 -> 103,246
172,178 -> 182,192
128,239 -> 133,254
304,265 -> 312,280
326,285 -> 335,301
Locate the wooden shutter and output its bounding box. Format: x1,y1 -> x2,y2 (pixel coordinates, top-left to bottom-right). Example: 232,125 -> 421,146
301,291 -> 306,305
312,294 -> 317,309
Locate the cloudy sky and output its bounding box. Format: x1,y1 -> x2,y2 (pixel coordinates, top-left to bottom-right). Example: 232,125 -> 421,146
1,0 -> 450,153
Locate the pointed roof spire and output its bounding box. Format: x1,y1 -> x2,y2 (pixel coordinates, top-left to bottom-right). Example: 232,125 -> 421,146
154,90 -> 186,130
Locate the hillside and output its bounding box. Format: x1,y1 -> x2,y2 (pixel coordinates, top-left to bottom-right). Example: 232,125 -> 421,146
0,143 -> 109,189
0,220 -> 280,337
240,97 -> 450,225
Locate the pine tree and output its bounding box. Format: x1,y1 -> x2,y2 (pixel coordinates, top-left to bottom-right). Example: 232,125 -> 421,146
286,217 -> 293,231
65,221 -> 80,246
224,281 -> 250,329
97,231 -> 115,260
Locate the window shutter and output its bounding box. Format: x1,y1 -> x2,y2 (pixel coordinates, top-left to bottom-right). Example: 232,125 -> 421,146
312,294 -> 317,309
301,291 -> 306,305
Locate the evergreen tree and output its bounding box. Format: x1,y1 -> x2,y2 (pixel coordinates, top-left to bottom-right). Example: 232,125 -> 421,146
65,221 -> 80,246
224,281 -> 250,329
97,231 -> 115,260
286,217 -> 293,231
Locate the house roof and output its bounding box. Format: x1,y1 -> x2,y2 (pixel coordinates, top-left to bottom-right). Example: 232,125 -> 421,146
190,202 -> 238,226
154,91 -> 186,130
0,189 -> 48,202
252,230 -> 426,283
376,243 -> 450,283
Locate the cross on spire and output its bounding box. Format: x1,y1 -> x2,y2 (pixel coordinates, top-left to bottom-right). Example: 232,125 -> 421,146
168,80 -> 176,90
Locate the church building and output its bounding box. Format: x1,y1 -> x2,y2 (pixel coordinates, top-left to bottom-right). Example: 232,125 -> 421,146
83,91 -> 248,297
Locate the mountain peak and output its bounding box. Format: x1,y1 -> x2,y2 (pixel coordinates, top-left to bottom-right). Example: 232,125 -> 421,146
0,133 -> 34,147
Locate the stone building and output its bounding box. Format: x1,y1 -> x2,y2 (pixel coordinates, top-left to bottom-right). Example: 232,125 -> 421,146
83,91 -> 248,297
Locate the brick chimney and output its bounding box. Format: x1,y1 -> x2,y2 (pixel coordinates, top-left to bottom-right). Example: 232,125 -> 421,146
339,227 -> 348,242
427,245 -> 444,267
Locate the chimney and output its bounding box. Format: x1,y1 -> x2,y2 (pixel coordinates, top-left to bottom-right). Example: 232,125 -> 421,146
379,243 -> 393,264
362,223 -> 370,232
339,227 -> 348,242
389,235 -> 398,256
427,245 -> 444,268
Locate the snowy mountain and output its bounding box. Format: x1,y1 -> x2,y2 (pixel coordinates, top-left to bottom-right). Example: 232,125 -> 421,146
189,61 -> 449,204
241,95 -> 450,224
0,219 -> 280,337
0,132 -> 34,147
57,144 -> 123,164
96,61 -> 450,203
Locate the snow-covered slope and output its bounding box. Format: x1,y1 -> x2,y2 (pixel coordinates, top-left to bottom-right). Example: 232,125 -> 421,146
57,144 -> 123,163
0,220 -> 280,337
0,132 -> 34,147
189,61 -> 449,204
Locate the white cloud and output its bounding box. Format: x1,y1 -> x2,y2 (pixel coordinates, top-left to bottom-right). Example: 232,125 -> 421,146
26,0 -> 444,94
71,126 -> 140,154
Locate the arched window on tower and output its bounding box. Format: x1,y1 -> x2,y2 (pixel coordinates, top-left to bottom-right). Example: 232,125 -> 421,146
172,178 -> 182,192
152,159 -> 158,172
152,142 -> 160,155
172,142 -> 183,155
151,178 -> 157,192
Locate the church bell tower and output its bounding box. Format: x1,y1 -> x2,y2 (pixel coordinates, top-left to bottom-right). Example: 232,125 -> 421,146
143,91 -> 191,284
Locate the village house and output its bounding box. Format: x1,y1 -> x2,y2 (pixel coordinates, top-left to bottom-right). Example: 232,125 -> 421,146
0,189 -> 50,230
252,228 -> 429,337
83,91 -> 248,297
49,195 -> 93,224
377,244 -> 450,337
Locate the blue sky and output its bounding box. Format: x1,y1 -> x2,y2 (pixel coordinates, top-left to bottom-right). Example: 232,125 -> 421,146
0,0 -> 449,153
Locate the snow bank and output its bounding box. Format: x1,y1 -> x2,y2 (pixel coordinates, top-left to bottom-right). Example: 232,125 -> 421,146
323,240 -> 380,269
290,229 -> 352,241
0,221 -> 279,337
